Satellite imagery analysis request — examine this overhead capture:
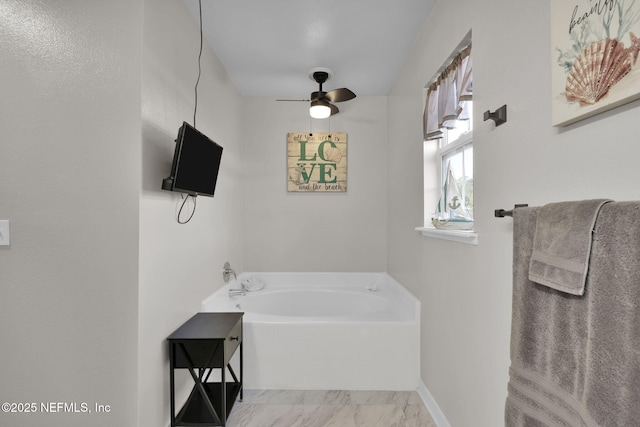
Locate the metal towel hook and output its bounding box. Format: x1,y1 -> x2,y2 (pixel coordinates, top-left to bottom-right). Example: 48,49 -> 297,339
483,104 -> 507,126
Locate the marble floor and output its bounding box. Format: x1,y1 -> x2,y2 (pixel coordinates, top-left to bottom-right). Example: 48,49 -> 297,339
226,389 -> 437,427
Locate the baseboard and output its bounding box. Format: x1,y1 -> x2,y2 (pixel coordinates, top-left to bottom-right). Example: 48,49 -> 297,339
416,380 -> 451,427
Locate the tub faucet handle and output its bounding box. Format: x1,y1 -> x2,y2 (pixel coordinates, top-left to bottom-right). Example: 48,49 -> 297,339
222,261 -> 237,283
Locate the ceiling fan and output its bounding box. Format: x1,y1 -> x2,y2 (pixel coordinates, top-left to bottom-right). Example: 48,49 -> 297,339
277,68 -> 356,119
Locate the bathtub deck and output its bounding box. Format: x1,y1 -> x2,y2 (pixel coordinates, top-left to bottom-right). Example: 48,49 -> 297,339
226,389 -> 436,427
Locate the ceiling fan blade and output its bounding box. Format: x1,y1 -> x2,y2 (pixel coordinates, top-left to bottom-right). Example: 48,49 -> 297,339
329,103 -> 339,116
325,88 -> 356,103
276,99 -> 310,102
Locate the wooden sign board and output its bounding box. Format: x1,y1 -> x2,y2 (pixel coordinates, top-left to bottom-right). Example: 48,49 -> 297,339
287,132 -> 347,192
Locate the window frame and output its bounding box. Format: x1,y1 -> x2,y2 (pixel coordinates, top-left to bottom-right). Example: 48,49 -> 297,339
438,130 -> 473,218
416,126 -> 477,245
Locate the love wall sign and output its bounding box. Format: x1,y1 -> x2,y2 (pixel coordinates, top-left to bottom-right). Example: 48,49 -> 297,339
287,132 -> 347,192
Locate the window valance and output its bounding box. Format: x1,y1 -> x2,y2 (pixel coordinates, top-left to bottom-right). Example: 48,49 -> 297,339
423,44 -> 472,140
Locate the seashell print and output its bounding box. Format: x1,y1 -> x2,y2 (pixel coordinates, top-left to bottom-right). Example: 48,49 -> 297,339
566,32 -> 640,106
323,146 -> 343,163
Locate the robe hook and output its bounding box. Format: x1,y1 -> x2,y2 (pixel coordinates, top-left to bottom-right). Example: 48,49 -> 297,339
483,104 -> 507,126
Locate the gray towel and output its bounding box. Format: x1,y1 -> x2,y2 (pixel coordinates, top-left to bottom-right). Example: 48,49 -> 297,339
506,202 -> 640,426
529,199 -> 611,295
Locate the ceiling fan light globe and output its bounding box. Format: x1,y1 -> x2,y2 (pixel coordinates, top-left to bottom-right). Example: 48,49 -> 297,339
310,101 -> 332,119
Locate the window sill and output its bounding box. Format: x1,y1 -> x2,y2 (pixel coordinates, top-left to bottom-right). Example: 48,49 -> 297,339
415,226 -> 478,245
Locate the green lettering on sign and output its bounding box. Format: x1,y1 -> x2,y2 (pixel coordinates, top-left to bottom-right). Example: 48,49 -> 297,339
296,163 -> 316,183
318,163 -> 337,183
298,140 -> 317,161
317,140 -> 337,161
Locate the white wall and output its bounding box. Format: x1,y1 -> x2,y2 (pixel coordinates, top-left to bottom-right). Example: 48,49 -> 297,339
1,1 -> 243,426
242,97 -> 387,272
387,0 -> 640,425
0,1 -> 142,426
139,1 -> 244,426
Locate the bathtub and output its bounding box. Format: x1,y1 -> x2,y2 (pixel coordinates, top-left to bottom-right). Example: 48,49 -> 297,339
201,272 -> 420,390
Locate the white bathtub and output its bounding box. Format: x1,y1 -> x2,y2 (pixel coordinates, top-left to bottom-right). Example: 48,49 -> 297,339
201,272 -> 420,390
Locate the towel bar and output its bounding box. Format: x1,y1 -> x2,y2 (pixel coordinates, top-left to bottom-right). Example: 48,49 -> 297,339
495,204 -> 528,218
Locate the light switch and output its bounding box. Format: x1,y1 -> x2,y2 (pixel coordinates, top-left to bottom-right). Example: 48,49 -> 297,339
0,220 -> 10,246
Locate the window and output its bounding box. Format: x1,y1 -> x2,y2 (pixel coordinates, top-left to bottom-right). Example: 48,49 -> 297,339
438,110 -> 473,219
418,37 -> 476,244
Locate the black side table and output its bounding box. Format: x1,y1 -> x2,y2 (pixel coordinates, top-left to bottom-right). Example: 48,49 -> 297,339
167,312 -> 243,427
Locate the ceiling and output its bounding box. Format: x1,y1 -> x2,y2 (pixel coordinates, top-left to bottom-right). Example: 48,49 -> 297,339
182,0 -> 437,98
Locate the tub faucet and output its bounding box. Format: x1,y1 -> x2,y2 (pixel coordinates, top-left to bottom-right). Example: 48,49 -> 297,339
223,261 -> 244,296
222,261 -> 237,283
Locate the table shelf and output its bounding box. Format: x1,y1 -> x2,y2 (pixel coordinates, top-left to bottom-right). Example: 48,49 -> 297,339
168,312 -> 243,427
175,382 -> 242,426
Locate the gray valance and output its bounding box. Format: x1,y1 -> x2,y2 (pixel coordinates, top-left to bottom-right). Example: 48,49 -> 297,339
423,44 -> 472,141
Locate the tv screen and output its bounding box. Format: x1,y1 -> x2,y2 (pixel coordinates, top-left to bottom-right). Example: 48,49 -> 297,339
162,122 -> 223,197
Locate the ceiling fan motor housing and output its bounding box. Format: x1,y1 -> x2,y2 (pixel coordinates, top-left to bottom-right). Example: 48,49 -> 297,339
313,71 -> 330,85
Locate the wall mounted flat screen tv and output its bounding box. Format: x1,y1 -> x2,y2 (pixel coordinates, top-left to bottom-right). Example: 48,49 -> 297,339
162,122 -> 223,197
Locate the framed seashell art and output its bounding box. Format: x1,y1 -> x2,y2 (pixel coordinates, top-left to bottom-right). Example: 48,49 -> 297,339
551,0 -> 640,126
287,132 -> 347,192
